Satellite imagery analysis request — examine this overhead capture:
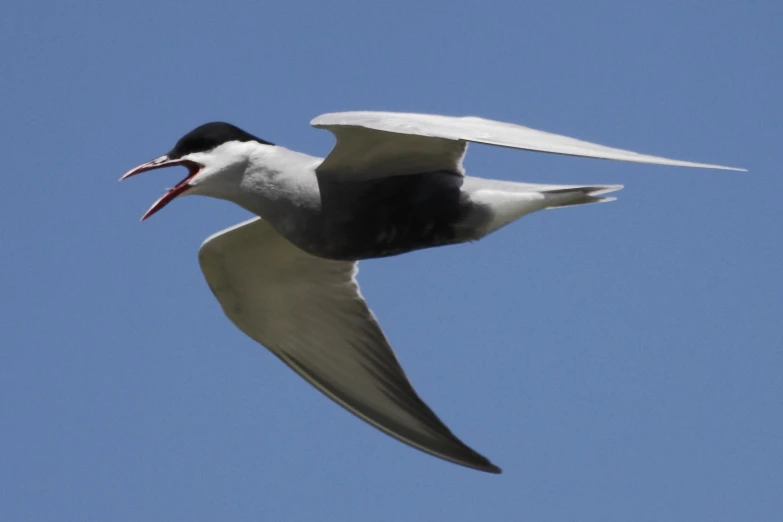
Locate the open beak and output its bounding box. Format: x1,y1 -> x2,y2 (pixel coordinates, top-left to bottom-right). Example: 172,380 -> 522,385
120,155 -> 202,221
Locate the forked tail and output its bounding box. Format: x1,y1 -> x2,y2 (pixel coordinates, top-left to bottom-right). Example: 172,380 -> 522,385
542,184 -> 623,209
465,181 -> 624,238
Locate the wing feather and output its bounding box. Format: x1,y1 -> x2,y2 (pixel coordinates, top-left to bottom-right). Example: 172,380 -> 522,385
198,217 -> 500,473
312,111 -> 745,180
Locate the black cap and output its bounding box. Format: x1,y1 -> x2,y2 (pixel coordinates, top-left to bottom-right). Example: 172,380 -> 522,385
168,122 -> 274,159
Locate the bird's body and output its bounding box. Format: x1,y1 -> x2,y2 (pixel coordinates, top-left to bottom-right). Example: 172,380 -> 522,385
121,111 -> 743,474
202,144 -> 472,259
187,142 -> 621,260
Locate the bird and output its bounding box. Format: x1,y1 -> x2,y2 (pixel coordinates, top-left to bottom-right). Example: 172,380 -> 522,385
121,111 -> 743,474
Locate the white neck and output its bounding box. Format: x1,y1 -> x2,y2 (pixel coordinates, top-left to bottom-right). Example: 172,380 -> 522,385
188,143 -> 324,238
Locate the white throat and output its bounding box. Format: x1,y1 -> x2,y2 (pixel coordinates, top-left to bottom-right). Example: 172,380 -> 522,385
186,141 -> 324,235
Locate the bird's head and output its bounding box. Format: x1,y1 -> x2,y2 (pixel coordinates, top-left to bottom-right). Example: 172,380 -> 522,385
120,122 -> 274,220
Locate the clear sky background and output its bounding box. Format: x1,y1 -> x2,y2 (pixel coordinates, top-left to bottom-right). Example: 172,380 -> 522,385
1,1 -> 780,520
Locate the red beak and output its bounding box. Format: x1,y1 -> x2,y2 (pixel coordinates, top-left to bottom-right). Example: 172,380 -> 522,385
120,155 -> 202,221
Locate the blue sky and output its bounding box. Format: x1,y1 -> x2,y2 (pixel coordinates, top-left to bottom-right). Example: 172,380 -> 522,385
1,1 -> 780,520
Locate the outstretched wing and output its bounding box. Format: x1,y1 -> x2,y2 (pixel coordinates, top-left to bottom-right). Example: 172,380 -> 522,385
311,111 -> 744,180
198,217 -> 501,473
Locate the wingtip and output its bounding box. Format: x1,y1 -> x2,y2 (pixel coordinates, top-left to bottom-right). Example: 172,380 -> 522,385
467,453 -> 502,474
705,164 -> 747,172
687,162 -> 747,172
484,463 -> 503,474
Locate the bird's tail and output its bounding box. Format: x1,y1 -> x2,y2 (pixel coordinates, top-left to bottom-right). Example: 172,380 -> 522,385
541,184 -> 623,209
464,181 -> 623,238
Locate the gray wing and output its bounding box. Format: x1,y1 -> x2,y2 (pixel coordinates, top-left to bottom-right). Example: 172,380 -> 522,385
311,111 -> 745,180
198,217 -> 501,474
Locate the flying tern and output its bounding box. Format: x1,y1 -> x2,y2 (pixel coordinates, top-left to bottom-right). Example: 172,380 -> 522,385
121,111 -> 743,473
